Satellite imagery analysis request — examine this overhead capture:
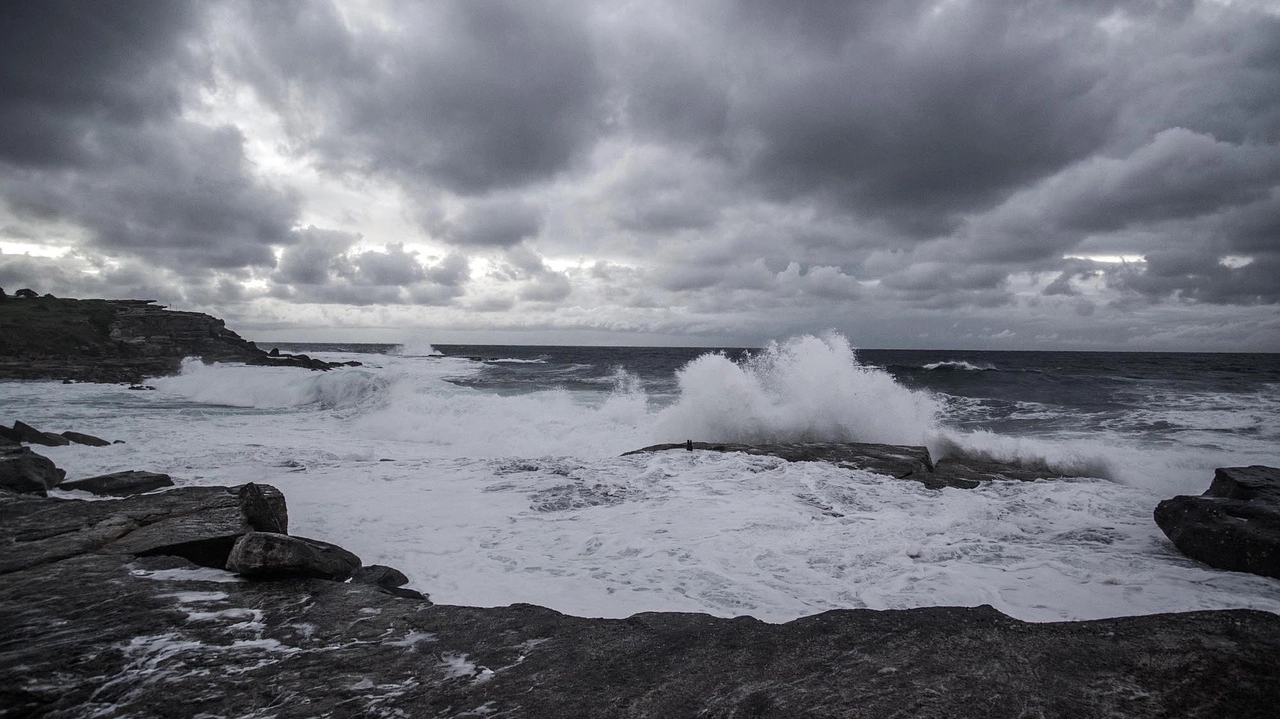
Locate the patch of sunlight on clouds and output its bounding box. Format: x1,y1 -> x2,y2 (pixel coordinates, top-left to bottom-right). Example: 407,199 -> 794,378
1063,254 -> 1145,263
0,242 -> 65,258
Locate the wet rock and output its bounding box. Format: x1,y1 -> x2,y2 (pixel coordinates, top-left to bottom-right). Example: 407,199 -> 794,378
239,481 -> 289,533
624,441 -> 1060,489
352,563 -> 429,600
626,441 -> 933,480
1,554 -> 1277,718
931,456 -> 1070,488
60,431 -> 112,447
0,484 -> 288,573
1155,465 -> 1280,579
59,470 -> 173,497
0,446 -> 65,496
226,531 -> 361,581
12,420 -> 70,447
0,425 -> 22,443
352,564 -> 410,589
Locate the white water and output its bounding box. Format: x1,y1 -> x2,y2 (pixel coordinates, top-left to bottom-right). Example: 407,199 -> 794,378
6,334 -> 1279,623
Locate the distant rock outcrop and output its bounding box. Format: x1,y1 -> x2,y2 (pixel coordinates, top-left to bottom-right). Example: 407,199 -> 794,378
624,441 -> 1072,489
1155,465 -> 1280,579
0,295 -> 359,382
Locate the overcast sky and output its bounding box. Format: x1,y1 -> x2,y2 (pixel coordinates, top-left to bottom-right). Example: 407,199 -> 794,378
2,0 -> 1278,350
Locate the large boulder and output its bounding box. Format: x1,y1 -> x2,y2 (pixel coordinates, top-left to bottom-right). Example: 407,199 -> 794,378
60,431 -> 112,447
59,470 -> 174,497
226,531 -> 361,581
0,483 -> 288,573
0,446 -> 65,495
12,420 -> 70,447
1154,466 -> 1280,579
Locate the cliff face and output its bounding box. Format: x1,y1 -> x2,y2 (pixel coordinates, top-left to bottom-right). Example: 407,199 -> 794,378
0,295 -> 332,383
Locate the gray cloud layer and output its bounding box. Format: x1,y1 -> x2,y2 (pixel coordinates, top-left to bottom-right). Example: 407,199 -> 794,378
1,0 -> 1278,349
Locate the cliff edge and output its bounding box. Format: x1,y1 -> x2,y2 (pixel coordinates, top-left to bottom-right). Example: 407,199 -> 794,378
0,293 -> 344,382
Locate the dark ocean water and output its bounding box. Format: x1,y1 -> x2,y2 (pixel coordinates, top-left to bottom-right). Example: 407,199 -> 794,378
273,342 -> 1280,454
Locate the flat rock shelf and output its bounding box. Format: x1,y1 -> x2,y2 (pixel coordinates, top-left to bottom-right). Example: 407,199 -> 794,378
3,483 -> 1279,718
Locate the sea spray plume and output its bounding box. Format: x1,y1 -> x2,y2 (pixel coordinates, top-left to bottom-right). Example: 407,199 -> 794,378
655,333 -> 942,446
350,357 -> 652,458
928,430 -> 1116,482
392,338 -> 442,357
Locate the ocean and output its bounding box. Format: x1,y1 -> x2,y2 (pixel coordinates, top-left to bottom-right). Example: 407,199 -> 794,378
5,333 -> 1279,622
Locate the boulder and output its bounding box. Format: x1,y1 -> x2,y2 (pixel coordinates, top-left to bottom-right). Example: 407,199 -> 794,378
59,470 -> 173,497
0,483 -> 289,573
12,420 -> 70,447
60,431 -> 112,447
0,425 -> 21,443
238,481 -> 288,533
0,446 -> 65,496
1154,466 -> 1280,579
226,531 -> 361,581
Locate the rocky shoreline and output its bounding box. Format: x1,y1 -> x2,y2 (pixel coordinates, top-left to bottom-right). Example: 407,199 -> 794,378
3,428 -> 1280,717
3,297 -> 1280,717
0,294 -> 355,383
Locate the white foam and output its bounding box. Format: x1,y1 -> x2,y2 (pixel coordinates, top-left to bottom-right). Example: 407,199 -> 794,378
923,360 -> 996,371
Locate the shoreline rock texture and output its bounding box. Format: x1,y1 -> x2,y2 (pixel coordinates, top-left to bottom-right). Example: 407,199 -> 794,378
3,477 -> 1280,717
0,294 -> 354,383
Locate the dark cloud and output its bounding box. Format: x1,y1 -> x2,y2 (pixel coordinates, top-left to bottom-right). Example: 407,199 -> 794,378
1112,253 -> 1280,305
0,1 -> 299,273
0,0 -> 196,168
444,199 -> 542,248
729,2 -> 1117,235
274,228 -> 359,286
272,233 -> 471,306
233,0 -> 606,195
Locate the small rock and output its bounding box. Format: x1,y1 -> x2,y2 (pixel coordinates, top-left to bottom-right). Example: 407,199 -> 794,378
353,564 -> 410,589
226,531 -> 361,581
61,431 -> 112,447
238,482 -> 289,533
60,470 -> 174,497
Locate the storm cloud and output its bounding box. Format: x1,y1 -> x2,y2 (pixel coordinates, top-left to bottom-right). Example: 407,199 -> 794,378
1,0 -> 1278,349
